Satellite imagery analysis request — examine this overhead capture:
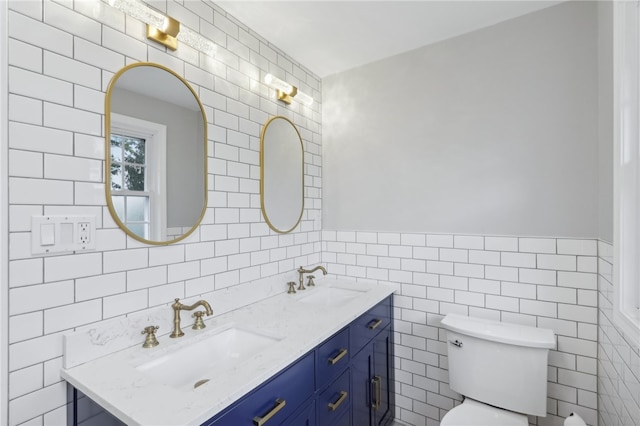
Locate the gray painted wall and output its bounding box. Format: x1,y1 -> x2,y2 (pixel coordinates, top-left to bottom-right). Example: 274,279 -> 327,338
322,1 -> 599,238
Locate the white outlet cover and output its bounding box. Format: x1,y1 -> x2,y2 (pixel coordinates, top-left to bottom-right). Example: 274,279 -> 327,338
31,215 -> 97,255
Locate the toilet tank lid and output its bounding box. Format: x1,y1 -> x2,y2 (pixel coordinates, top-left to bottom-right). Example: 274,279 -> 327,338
440,314 -> 555,349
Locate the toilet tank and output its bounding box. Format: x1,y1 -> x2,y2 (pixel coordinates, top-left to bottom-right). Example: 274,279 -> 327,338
440,314 -> 555,417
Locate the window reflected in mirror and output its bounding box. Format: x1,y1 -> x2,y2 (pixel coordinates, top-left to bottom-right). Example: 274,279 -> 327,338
110,133 -> 150,239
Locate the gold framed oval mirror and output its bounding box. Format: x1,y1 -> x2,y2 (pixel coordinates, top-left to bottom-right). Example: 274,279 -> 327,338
260,116 -> 304,233
105,62 -> 208,245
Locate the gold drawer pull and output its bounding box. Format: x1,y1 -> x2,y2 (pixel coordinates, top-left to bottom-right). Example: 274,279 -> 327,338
328,348 -> 348,365
253,398 -> 286,426
371,376 -> 381,411
327,391 -> 348,411
368,319 -> 383,330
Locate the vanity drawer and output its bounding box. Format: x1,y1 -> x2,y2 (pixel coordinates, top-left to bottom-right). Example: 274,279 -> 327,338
349,296 -> 392,356
206,352 -> 314,426
317,368 -> 351,426
316,327 -> 350,389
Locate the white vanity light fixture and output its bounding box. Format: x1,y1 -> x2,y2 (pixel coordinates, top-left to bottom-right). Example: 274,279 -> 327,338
264,74 -> 314,106
105,0 -> 216,56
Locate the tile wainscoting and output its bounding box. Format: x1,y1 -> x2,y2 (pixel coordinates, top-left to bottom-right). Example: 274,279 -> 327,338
322,231 -> 599,426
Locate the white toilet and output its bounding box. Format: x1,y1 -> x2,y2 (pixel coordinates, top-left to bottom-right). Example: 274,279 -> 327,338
440,313 -> 556,425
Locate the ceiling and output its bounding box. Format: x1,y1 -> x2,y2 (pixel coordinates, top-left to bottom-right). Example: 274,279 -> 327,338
216,1 -> 564,78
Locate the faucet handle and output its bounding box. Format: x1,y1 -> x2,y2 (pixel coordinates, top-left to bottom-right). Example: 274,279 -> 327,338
192,311 -> 207,330
307,275 -> 316,286
141,326 -> 159,348
287,281 -> 296,294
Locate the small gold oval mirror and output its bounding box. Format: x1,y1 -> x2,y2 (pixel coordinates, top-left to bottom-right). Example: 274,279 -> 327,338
105,63 -> 207,244
260,116 -> 304,233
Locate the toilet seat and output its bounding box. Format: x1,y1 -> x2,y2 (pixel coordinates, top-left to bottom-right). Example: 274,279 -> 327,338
441,398 -> 529,426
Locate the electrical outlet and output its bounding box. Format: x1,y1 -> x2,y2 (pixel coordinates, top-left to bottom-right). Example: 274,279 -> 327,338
78,222 -> 91,244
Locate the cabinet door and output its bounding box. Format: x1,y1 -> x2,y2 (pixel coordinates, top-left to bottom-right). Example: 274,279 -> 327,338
351,326 -> 394,426
372,326 -> 393,426
351,339 -> 373,426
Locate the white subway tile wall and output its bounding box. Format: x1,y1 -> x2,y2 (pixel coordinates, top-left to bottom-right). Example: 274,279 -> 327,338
6,0 -> 322,424
597,241 -> 640,426
323,231 -> 599,426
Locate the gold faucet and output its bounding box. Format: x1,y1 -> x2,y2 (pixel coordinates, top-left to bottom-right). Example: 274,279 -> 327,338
170,298 -> 213,338
297,265 -> 328,291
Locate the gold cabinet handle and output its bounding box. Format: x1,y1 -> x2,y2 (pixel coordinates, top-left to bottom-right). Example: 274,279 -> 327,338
371,376 -> 381,411
328,348 -> 348,365
327,391 -> 348,411
368,319 -> 383,330
253,398 -> 286,426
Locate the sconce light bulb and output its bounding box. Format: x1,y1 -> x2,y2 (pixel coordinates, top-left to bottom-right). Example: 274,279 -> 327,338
264,74 -> 294,95
176,27 -> 216,56
295,90 -> 314,106
161,16 -> 170,32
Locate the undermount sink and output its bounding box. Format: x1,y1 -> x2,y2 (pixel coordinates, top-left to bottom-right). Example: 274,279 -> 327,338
298,286 -> 364,306
135,326 -> 281,390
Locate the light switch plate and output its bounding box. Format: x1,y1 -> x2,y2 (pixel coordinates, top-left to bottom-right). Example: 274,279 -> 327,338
31,215 -> 97,255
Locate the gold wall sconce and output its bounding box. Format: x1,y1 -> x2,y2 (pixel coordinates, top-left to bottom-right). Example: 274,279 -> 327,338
264,74 -> 314,106
105,0 -> 216,56
146,15 -> 180,51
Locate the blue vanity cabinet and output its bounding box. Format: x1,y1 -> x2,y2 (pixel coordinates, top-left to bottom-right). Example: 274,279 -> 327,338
203,295 -> 394,426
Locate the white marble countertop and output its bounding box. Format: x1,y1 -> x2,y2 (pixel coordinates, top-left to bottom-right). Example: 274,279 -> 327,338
61,278 -> 396,426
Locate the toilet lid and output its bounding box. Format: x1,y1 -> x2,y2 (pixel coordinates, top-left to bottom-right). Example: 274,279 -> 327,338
441,398 -> 529,426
